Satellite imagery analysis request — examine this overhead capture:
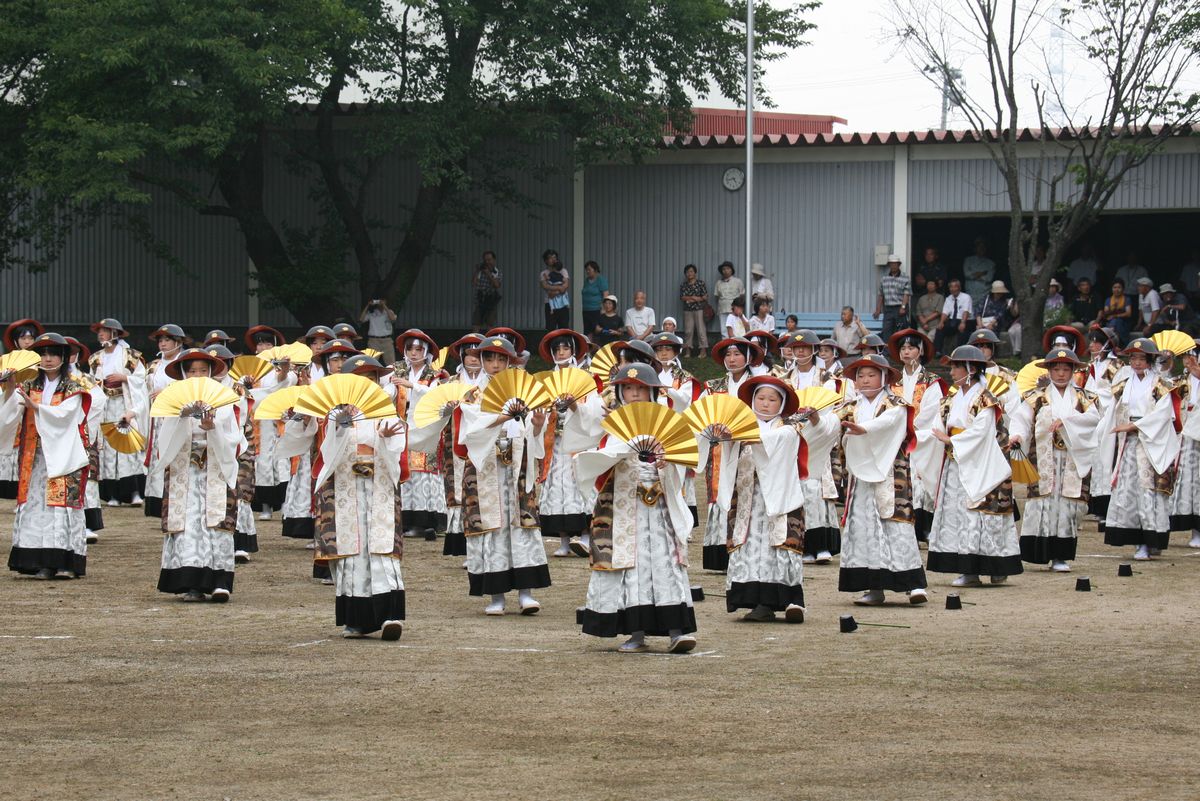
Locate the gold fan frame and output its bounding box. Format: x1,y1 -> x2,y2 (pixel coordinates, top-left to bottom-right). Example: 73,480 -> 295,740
682,394 -> 760,443
100,421 -> 146,454
1152,329 -> 1195,357
536,367 -> 598,405
150,377 -> 241,418
480,369 -> 552,416
602,401 -> 699,467
253,386 -> 307,421
588,343 -> 617,380
413,382 -> 472,429
229,355 -> 274,386
293,373 -> 395,421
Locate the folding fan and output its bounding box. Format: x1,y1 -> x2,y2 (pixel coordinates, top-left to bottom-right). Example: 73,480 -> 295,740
794,385 -> 844,414
253,386 -> 307,421
481,368 -> 552,417
432,347 -> 448,372
100,421 -> 146,454
588,343 -> 617,380
682,394 -> 760,443
228,355 -> 274,386
984,373 -> 1010,398
1008,445 -> 1040,484
536,367 -> 598,405
293,373 -> 394,421
257,345 -> 290,364
602,401 -> 699,467
1152,329 -> 1195,357
284,342 -> 314,365
414,382 -> 472,429
150,377 -> 241,418
362,347 -> 383,361
0,350 -> 40,383
1016,361 -> 1048,395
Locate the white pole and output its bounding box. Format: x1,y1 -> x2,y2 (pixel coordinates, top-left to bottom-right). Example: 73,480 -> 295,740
745,0 -> 755,315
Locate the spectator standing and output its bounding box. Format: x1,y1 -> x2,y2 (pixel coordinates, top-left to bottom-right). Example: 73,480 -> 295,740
1179,246 -> 1200,304
748,299 -> 775,334
750,263 -> 774,306
725,297 -> 750,338
359,298 -> 398,364
580,260 -> 608,337
914,246 -> 946,291
540,249 -> 571,330
832,306 -> 868,356
713,261 -> 744,329
962,238 -> 996,300
1098,279 -> 1134,341
471,250 -> 502,332
934,278 -> 973,355
914,279 -> 945,340
624,291 -> 656,341
1067,242 -> 1100,287
1069,278 -> 1102,327
1135,277 -> 1162,336
1156,284 -> 1193,331
678,264 -> 709,358
1114,251 -> 1149,289
874,254 -> 911,341
593,295 -> 624,346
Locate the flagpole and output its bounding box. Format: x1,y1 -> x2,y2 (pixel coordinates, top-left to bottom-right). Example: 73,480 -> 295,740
745,0 -> 755,312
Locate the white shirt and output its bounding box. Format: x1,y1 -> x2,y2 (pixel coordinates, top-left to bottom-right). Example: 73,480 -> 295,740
948,382 -> 983,429
1138,290 -> 1162,324
41,375 -> 61,404
941,292 -> 973,320
363,309 -> 393,338
855,390 -> 885,421
97,342 -> 129,378
749,314 -> 776,332
1123,371 -> 1153,417
751,277 -> 775,300
624,306 -> 656,337
724,314 -> 748,337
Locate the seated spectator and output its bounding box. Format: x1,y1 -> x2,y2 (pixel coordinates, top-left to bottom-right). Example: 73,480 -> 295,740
624,291 -> 656,341
593,295 -> 625,346
976,280 -> 1020,353
783,314 -> 799,333
1097,279 -> 1134,341
914,279 -> 945,340
1155,284 -> 1193,332
832,306 -> 868,356
934,278 -> 973,355
725,296 -> 750,338
1043,279 -> 1068,327
1134,277 -> 1162,337
1069,277 -> 1102,326
661,316 -> 678,333
748,299 -> 775,333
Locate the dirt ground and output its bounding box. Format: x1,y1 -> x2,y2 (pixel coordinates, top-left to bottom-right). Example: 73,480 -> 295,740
2,492 -> 1199,801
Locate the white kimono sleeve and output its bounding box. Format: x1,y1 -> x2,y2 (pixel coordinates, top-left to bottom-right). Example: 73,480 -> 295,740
948,406 -> 1011,505
314,419 -> 355,490
0,389 -> 21,457
459,404 -> 503,471
1058,395 -> 1102,477
562,394 -> 605,454
373,418 -> 407,487
1134,391 -> 1181,475
844,404 -> 908,484
800,411 -> 840,472
574,439 -> 635,505
274,416 -> 316,460
208,406 -> 242,488
751,425 -> 806,517
32,393 -> 89,477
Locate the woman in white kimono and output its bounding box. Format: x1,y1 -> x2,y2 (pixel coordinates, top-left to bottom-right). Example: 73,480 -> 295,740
439,333 -> 487,558
206,344 -> 260,565
700,337 -> 764,572
457,336 -> 550,615
1083,325 -> 1125,527
151,349 -> 244,602
1099,338 -> 1182,560
719,375 -> 835,622
64,336 -> 105,544
783,329 -> 845,563
0,319 -> 44,500
921,345 -> 1022,587
142,324 -> 190,515
651,331 -> 704,531
1,333 -> 91,579
391,329 -> 447,539
301,326 -> 335,382
889,328 -> 946,544
573,363 -> 698,653
837,354 -> 927,605
1009,348 -> 1103,572
243,325 -> 292,520
89,319 -> 149,511
1171,341 -> 1200,548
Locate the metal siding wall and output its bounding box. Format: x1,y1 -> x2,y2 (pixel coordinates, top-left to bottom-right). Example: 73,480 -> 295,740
584,160 -> 892,320
909,152 -> 1200,214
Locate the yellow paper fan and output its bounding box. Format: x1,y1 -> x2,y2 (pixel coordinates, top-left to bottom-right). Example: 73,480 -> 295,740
794,385 -> 844,414
602,401 -> 699,467
414,382 -> 472,429
985,373 -> 1010,398
432,347 -> 448,372
1009,446 -> 1040,484
1152,329 -> 1195,357
150,377 -> 241,418
293,373 -> 395,420
1016,361 -> 1049,395
481,368 -> 552,416
0,349 -> 40,383
362,347 -> 383,361
228,355 -> 273,386
100,421 -> 146,454
284,342 -> 314,365
589,343 -> 617,380
536,367 -> 598,404
682,394 -> 760,443
253,386 -> 307,421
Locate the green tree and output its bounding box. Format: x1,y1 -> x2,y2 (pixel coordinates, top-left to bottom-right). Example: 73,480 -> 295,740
2,0 -> 816,325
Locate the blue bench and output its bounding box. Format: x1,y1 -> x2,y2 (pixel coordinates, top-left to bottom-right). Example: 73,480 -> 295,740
774,312 -> 884,339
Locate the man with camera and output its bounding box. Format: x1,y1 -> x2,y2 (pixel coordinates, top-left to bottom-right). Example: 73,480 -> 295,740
360,298 -> 398,363
472,250 -> 503,332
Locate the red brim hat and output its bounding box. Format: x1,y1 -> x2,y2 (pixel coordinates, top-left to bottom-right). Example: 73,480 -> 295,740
1042,324 -> 1087,358
888,328 -> 934,364
448,334 -> 485,361
64,337 -> 91,364
244,325 -> 285,351
4,318 -> 45,351
842,355 -> 900,384
164,349 -> 229,380
745,330 -> 779,353
710,337 -> 765,367
538,328 -> 590,363
396,329 -> 440,361
737,375 -> 799,418
485,327 -> 526,353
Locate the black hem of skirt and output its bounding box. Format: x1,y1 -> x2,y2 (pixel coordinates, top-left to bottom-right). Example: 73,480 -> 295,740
251,483 -> 288,512
84,508 -> 105,532
689,505 -> 699,529
803,527 -> 842,557
234,532 -> 259,553
1019,536 -> 1077,563
1103,527 -> 1170,549
1088,495 -> 1110,518
580,603 -> 698,638
726,581 -> 805,612
282,517 -> 314,539
702,544 -> 729,572
539,513 -> 590,536
405,510 -> 446,532
838,566 -> 927,592
143,496 -> 163,518
100,475 -> 144,504
914,509 -> 934,542
157,566 -> 234,594
467,564 -> 552,596
926,551 -> 1024,576
0,479 -> 16,499
8,547 -> 86,576
313,561 -> 331,580
1169,514 -> 1200,532
442,531 -> 467,556
335,590 -> 406,634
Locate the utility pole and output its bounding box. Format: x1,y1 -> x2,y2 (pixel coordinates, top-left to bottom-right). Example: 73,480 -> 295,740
745,0 -> 755,307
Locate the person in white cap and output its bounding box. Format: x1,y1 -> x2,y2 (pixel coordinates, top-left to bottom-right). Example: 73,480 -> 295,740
1134,277 -> 1161,336
874,255 -> 911,341
750,263 -> 774,307
975,280 -> 1020,353
1156,283 -> 1193,332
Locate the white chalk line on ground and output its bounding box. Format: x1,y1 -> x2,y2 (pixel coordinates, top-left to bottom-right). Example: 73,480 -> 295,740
0,634 -> 74,640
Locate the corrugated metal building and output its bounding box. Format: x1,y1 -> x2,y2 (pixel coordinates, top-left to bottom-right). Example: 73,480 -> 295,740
4,114 -> 1198,338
